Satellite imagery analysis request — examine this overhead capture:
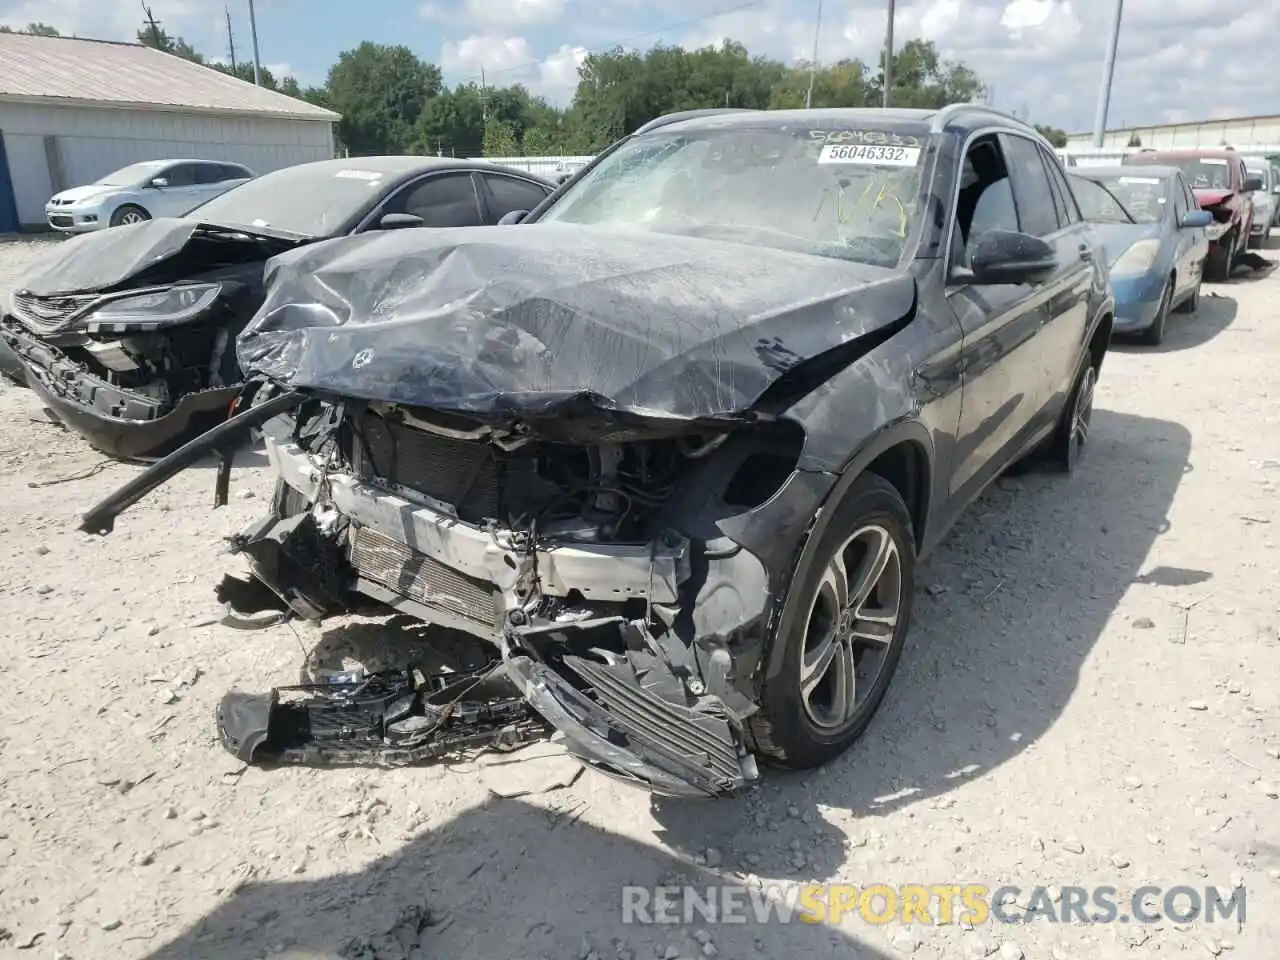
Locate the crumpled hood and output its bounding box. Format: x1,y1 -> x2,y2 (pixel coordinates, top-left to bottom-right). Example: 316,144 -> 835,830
48,183 -> 129,205
1090,222 -> 1162,267
237,223 -> 917,422
1193,188 -> 1234,209
15,219 -> 202,297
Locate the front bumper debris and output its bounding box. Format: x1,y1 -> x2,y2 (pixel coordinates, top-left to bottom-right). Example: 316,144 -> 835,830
1,318 -> 238,460
216,662 -> 548,767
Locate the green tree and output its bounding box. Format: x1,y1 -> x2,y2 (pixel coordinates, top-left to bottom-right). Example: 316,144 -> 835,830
1035,124 -> 1069,148
873,39 -> 986,108
769,59 -> 870,109
136,27 -> 204,62
325,42 -> 442,155
416,84 -> 486,156
482,117 -> 520,157
0,22 -> 61,35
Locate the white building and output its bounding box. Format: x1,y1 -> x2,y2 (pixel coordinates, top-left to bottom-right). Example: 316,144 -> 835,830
0,32 -> 340,231
1065,114 -> 1280,151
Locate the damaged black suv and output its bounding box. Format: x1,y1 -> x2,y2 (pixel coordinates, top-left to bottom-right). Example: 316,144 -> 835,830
85,106 -> 1114,797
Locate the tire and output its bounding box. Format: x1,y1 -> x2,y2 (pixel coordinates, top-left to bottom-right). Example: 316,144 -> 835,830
109,204 -> 150,227
1045,351 -> 1097,473
1205,229 -> 1235,281
1137,278 -> 1172,346
747,472 -> 915,769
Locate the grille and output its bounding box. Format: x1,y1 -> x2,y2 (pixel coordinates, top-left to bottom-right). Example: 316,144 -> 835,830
352,411 -> 500,522
11,292 -> 98,333
48,215 -> 74,228
349,525 -> 497,628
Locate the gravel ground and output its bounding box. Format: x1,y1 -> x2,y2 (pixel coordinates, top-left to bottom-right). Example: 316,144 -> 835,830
2,233 -> 1279,960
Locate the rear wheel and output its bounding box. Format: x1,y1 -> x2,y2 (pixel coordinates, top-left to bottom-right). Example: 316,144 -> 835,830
110,204 -> 150,227
1137,278 -> 1172,346
1046,353 -> 1096,473
747,473 -> 915,769
1174,276 -> 1200,314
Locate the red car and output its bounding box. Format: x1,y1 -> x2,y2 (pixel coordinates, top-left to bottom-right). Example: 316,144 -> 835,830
1123,148 -> 1263,279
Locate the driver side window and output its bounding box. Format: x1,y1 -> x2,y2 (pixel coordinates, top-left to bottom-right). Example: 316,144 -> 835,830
954,136 -> 1017,266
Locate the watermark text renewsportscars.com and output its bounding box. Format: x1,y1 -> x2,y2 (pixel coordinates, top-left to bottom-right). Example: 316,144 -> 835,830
621,883 -> 1246,927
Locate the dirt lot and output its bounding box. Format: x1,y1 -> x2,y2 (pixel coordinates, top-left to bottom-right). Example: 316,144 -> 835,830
1,234 -> 1279,960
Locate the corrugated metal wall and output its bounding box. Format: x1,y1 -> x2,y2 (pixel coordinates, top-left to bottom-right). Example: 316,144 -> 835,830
0,101 -> 335,227
1065,117 -> 1280,150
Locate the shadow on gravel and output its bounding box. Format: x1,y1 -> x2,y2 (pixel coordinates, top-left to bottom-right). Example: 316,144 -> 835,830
651,409 -> 1192,877
1109,291 -> 1238,354
138,797 -> 899,960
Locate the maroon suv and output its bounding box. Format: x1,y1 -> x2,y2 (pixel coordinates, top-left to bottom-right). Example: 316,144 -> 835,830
1123,148 -> 1263,279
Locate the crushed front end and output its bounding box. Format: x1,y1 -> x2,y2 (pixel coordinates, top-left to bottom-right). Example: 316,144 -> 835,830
227,396 -> 827,797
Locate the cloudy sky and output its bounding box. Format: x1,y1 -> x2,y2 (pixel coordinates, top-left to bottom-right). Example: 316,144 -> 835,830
1,0 -> 1274,133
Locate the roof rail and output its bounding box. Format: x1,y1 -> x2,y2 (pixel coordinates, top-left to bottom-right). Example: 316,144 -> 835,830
929,102 -> 1033,134
632,108 -> 760,136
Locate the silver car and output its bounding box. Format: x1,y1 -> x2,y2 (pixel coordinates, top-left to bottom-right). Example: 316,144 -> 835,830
44,159 -> 254,233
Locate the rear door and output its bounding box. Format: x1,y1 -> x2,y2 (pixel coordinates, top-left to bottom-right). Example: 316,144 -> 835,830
1000,133 -> 1093,420
477,172 -> 554,222
1176,173 -> 1208,284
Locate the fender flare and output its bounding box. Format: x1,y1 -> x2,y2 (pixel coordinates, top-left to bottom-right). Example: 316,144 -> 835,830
763,417 -> 935,682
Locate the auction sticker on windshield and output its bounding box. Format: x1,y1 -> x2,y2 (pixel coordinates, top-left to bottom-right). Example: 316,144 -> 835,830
334,169 -> 383,181
819,143 -> 921,166
1120,177 -> 1161,184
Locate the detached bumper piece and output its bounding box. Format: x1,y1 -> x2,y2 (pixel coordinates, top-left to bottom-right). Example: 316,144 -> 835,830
216,663 -> 548,767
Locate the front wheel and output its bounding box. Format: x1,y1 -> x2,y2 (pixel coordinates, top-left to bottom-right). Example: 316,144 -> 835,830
1205,230 -> 1235,280
110,204 -> 151,227
1137,279 -> 1171,346
747,473 -> 915,770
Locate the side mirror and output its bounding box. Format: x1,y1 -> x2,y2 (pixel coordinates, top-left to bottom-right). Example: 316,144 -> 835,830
149,177 -> 168,189
1179,210 -> 1212,229
1273,183 -> 1280,195
966,229 -> 1058,285
1243,175 -> 1263,192
497,210 -> 528,225
378,212 -> 425,230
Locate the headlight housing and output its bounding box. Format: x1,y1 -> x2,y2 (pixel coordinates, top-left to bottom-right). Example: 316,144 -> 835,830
81,283 -> 223,332
1110,238 -> 1160,277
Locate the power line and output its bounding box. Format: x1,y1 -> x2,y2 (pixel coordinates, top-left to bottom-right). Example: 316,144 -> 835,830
452,0 -> 759,86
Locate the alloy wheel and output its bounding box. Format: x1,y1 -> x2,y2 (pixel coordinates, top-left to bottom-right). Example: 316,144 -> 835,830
121,210 -> 146,224
1071,364 -> 1096,456
799,524 -> 903,730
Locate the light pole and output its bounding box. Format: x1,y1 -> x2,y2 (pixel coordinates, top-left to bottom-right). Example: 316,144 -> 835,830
882,0 -> 895,108
1090,0 -> 1123,147
247,0 -> 262,86
804,0 -> 823,109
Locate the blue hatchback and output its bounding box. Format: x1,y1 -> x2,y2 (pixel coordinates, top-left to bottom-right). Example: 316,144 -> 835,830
1068,165 -> 1212,345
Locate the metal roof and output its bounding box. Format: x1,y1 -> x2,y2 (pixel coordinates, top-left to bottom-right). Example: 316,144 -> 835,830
0,33 -> 339,122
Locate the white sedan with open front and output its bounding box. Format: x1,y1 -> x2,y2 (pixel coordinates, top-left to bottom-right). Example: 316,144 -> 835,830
44,159 -> 254,233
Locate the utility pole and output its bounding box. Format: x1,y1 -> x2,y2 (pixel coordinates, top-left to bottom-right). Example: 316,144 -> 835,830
246,0 -> 262,86
479,66 -> 489,123
225,7 -> 237,73
140,2 -> 163,48
1090,0 -> 1124,147
882,0 -> 895,108
804,0 -> 823,110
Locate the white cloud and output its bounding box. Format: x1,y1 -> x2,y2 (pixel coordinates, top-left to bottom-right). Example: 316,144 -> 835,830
440,33 -> 587,101
423,0 -> 568,27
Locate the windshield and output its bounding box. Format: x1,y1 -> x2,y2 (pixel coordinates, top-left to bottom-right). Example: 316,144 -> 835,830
1075,174 -> 1164,223
1168,158 -> 1233,190
1069,175 -> 1135,224
184,162 -> 392,237
536,125 -> 927,267
1247,166 -> 1270,189
94,161 -> 167,187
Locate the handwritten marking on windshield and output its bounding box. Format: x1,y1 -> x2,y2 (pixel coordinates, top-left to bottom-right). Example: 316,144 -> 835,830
808,129 -> 923,148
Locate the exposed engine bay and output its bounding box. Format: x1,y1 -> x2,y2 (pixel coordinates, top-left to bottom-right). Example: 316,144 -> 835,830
210,394 -> 818,796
